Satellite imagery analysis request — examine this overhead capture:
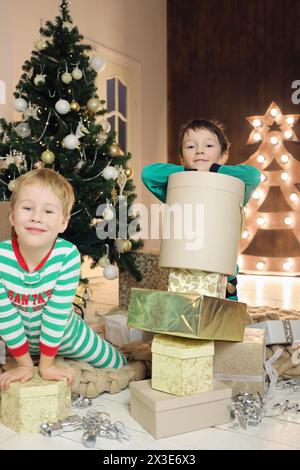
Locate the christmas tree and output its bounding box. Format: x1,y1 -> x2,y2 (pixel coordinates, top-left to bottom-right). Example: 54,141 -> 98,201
239,101 -> 300,275
0,0 -> 142,281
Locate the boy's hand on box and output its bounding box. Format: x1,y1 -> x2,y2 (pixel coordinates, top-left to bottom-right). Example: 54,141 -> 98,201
39,364 -> 76,385
0,365 -> 34,391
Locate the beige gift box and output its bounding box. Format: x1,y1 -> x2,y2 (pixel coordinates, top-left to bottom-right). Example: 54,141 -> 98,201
168,268 -> 227,298
130,379 -> 232,439
159,172 -> 245,276
151,334 -> 214,396
213,328 -> 266,395
0,368 -> 71,433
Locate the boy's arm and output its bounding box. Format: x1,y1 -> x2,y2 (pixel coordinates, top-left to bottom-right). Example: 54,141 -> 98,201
39,245 -> 81,357
0,280 -> 30,358
210,163 -> 261,205
141,163 -> 184,203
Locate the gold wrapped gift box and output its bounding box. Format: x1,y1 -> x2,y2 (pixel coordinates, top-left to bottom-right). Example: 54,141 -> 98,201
168,268 -> 227,298
151,334 -> 214,396
0,368 -> 71,433
127,288 -> 248,341
130,379 -> 232,439
213,328 -> 266,395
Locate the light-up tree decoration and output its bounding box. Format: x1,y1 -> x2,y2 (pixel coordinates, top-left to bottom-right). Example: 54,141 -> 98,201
239,101 -> 300,275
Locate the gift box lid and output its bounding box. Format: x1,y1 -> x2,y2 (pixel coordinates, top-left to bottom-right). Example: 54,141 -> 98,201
5,368 -> 69,398
151,334 -> 214,358
130,379 -> 231,412
248,320 -> 300,345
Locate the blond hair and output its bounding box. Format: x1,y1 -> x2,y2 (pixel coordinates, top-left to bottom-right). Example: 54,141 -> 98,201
10,168 -> 75,219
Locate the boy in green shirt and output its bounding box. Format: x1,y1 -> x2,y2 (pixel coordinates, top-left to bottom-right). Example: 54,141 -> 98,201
142,119 -> 261,300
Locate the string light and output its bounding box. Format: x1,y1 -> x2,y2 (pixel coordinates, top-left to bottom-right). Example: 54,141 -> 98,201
283,261 -> 293,271
242,230 -> 249,239
290,193 -> 299,202
253,189 -> 263,200
270,107 -> 278,117
253,132 -> 262,142
256,261 -> 265,270
257,217 -> 265,226
256,154 -> 265,164
281,172 -> 289,182
270,136 -> 278,145
284,130 -> 293,139
280,154 -> 289,163
286,116 -> 295,125
284,216 -> 292,226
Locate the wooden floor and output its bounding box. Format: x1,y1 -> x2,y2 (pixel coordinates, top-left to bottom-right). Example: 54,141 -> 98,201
1,273 -> 300,450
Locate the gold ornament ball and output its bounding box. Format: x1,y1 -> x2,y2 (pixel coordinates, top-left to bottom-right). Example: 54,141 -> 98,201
99,256 -> 110,268
109,143 -> 121,157
125,168 -> 133,178
87,98 -> 101,113
8,180 -> 16,192
41,150 -> 55,165
70,101 -> 80,112
61,72 -> 73,84
123,240 -> 132,252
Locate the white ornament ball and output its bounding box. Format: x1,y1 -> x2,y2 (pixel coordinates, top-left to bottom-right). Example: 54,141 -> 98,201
97,132 -> 107,145
15,98 -> 28,112
55,99 -> 70,115
102,166 -> 118,181
8,180 -> 16,192
63,134 -> 79,150
15,122 -> 31,138
99,119 -> 111,133
61,72 -> 73,84
90,56 -> 106,72
99,256 -> 110,268
103,207 -> 115,221
103,264 -> 118,280
87,98 -> 100,113
72,68 -> 83,80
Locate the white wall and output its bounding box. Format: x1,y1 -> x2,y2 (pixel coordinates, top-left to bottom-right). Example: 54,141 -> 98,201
0,0 -> 167,250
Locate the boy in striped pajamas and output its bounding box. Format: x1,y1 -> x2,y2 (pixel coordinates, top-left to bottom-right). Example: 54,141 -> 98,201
142,119 -> 261,300
0,168 -> 126,391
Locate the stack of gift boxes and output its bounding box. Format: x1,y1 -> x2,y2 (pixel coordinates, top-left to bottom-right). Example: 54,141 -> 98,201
126,172 -> 267,439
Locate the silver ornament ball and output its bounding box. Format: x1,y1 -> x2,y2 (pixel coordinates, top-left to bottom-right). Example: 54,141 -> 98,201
55,99 -> 70,115
102,166 -> 118,181
15,122 -> 31,138
103,264 -> 118,280
63,134 -> 79,150
90,56 -> 106,72
15,98 -> 28,112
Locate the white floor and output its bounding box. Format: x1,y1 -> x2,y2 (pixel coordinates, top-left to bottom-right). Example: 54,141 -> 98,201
1,273 -> 300,450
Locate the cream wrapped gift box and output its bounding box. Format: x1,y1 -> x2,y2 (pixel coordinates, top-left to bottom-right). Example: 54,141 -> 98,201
130,379 -> 232,439
213,328 -> 266,395
248,320 -> 300,345
102,312 -> 154,347
128,288 -> 248,341
0,368 -> 71,433
151,334 -> 214,396
168,268 -> 227,298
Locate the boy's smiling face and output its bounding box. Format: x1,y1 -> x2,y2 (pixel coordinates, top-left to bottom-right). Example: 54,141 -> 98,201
180,128 -> 228,171
9,183 -> 69,249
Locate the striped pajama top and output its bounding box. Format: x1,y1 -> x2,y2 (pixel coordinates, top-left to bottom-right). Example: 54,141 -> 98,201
0,237 -> 81,358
